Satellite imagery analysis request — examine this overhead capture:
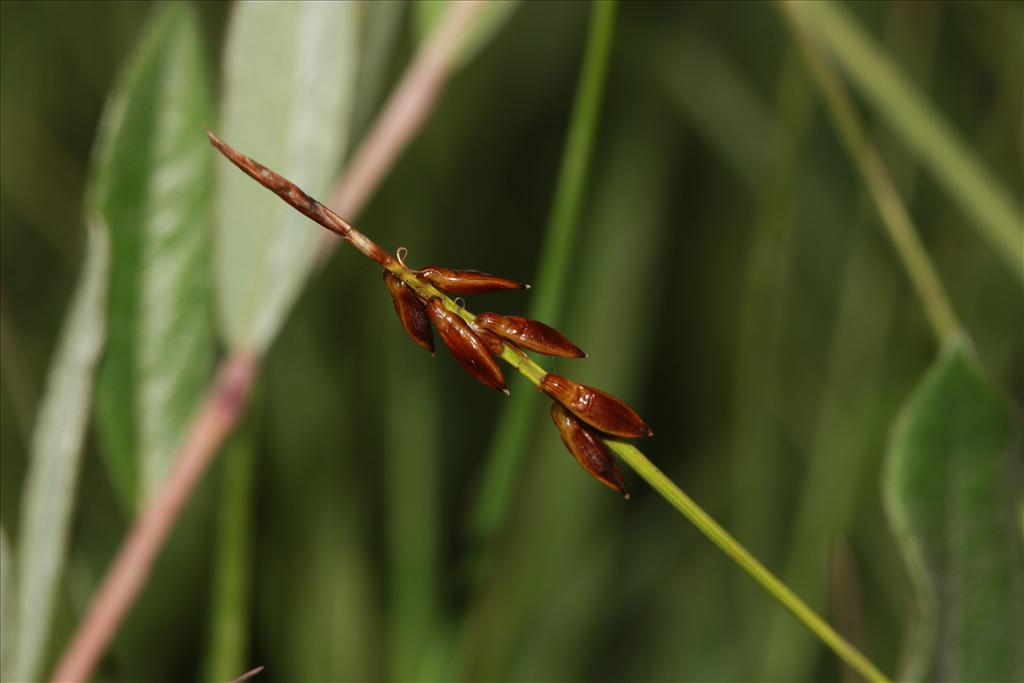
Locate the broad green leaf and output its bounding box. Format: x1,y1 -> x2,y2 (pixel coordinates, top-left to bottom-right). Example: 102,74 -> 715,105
413,0 -> 518,69
0,525 -> 14,683
93,2 -> 215,506
792,1 -> 1024,283
12,217 -> 110,682
885,342 -> 1023,681
216,1 -> 360,352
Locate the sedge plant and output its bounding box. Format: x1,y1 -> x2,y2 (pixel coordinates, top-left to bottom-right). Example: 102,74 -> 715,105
207,130 -> 890,683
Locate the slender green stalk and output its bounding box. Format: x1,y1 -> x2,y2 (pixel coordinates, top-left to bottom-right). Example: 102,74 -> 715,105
779,1 -> 963,346
466,0 -> 617,571
607,441 -> 891,683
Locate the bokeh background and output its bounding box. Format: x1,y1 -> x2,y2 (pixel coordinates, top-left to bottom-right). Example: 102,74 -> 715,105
1,1 -> 1021,682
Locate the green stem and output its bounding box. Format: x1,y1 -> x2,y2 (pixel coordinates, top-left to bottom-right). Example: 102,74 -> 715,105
779,0 -> 963,346
607,441 -> 891,683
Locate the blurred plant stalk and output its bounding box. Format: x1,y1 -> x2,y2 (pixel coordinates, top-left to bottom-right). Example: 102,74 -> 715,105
49,3 -> 488,681
779,0 -> 964,347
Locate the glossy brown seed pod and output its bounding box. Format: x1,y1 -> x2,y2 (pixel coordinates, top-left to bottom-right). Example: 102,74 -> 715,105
384,272 -> 434,353
550,403 -> 629,498
475,313 -> 586,358
426,298 -> 508,394
415,266 -> 529,295
540,374 -> 652,438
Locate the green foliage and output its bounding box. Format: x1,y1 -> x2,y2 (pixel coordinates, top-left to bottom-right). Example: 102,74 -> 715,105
215,1 -> 360,352
92,2 -> 215,507
885,342 -> 1022,682
11,192 -> 109,682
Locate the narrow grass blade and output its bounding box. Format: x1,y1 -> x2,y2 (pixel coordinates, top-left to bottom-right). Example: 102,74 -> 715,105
884,342 -> 1022,681
216,1 -> 360,352
92,2 -> 215,506
468,0 -> 616,576
608,441 -> 891,683
12,215 -> 110,682
413,0 -> 518,70
792,1 -> 1024,283
201,412 -> 257,683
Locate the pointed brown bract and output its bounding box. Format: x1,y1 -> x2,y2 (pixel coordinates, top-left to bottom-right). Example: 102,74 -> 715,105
550,403 -> 629,498
476,313 -> 586,358
427,298 -> 508,394
415,266 -> 529,295
541,374 -> 652,438
384,272 -> 434,353
207,130 -> 390,264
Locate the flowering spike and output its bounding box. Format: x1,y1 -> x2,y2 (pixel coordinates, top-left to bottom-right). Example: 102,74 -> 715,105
475,313 -> 586,358
383,272 -> 434,353
550,403 -> 629,498
415,266 -> 529,295
426,298 -> 508,394
541,374 -> 652,438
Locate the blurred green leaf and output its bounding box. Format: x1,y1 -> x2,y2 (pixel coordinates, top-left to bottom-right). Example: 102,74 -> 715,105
793,1 -> 1024,283
885,342 -> 1023,681
12,215 -> 109,682
413,0 -> 517,69
215,1 -> 360,352
92,2 -> 215,506
0,525 -> 13,683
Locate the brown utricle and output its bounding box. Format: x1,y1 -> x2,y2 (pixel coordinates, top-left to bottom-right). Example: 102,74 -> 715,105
475,313 -> 586,358
550,403 -> 629,497
416,266 -> 529,295
540,374 -> 652,438
384,271 -> 434,353
426,298 -> 507,394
